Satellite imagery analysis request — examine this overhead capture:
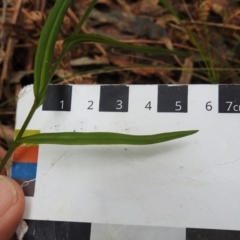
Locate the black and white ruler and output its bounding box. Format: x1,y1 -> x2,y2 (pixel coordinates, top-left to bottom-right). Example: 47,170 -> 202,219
11,84 -> 240,239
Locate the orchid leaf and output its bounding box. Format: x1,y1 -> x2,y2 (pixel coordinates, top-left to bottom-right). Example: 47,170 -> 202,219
63,34 -> 187,57
34,0 -> 71,105
73,0 -> 98,34
16,130 -> 198,145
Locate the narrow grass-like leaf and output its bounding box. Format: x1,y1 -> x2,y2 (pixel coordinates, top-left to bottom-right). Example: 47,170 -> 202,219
49,33 -> 187,80
0,96 -> 17,108
159,0 -> 215,81
15,130 -> 198,145
63,34 -> 187,56
53,65 -> 233,84
34,0 -> 71,103
73,0 -> 98,34
49,0 -> 98,83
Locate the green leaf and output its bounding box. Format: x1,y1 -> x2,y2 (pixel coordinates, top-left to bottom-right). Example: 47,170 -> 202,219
49,1 -> 99,82
15,130 -> 198,145
73,0 -> 98,34
34,0 -> 71,104
49,33 -> 187,80
63,34 -> 187,56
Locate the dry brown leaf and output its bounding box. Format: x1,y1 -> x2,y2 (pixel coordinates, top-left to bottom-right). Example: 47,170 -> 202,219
133,0 -> 163,16
0,145 -> 6,160
211,0 -> 230,7
198,0 -> 232,20
109,55 -> 170,77
0,124 -> 14,142
0,49 -> 5,64
164,37 -> 182,66
156,14 -> 180,28
225,8 -> 240,26
179,57 -> 193,84
70,56 -> 109,66
9,70 -> 33,83
0,145 -> 11,176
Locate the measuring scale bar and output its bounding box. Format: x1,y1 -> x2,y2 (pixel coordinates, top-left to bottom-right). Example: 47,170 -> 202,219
11,84 -> 240,238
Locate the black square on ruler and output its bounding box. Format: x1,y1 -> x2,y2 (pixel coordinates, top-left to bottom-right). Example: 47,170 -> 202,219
219,85 -> 240,113
42,85 -> 72,111
23,220 -> 91,240
99,85 -> 129,112
157,85 -> 188,112
186,228 -> 240,240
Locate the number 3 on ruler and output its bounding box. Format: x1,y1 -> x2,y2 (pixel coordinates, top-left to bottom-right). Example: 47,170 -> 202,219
116,100 -> 122,110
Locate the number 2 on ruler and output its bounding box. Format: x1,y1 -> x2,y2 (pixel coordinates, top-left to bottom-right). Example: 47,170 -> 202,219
88,101 -> 93,110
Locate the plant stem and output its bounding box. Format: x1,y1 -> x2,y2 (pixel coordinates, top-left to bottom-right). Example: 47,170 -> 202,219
0,100 -> 38,173
0,143 -> 17,173
15,101 -> 38,141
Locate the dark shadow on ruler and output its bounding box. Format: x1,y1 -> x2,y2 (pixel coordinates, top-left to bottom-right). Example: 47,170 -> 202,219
57,140 -> 191,164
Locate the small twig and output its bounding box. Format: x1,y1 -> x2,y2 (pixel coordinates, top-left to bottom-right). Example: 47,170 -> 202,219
116,0 -> 131,13
0,7 -> 15,12
182,20 -> 240,31
0,111 -> 16,115
26,47 -> 34,70
15,43 -> 35,48
0,0 -> 7,51
39,0 -> 46,13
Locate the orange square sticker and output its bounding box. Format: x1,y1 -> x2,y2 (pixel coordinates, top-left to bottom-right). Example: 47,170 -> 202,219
13,146 -> 39,163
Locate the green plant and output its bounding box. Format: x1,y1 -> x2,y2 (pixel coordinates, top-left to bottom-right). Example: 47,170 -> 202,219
0,0 -> 198,173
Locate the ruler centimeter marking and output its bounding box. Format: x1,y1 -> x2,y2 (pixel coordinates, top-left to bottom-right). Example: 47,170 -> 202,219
99,85 -> 129,112
9,85 -> 240,240
11,84 -> 240,198
41,84 -> 240,113
219,85 -> 240,113
23,220 -> 240,240
42,85 -> 72,111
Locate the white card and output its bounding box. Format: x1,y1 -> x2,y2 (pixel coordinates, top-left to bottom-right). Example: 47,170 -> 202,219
11,84 -> 240,230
